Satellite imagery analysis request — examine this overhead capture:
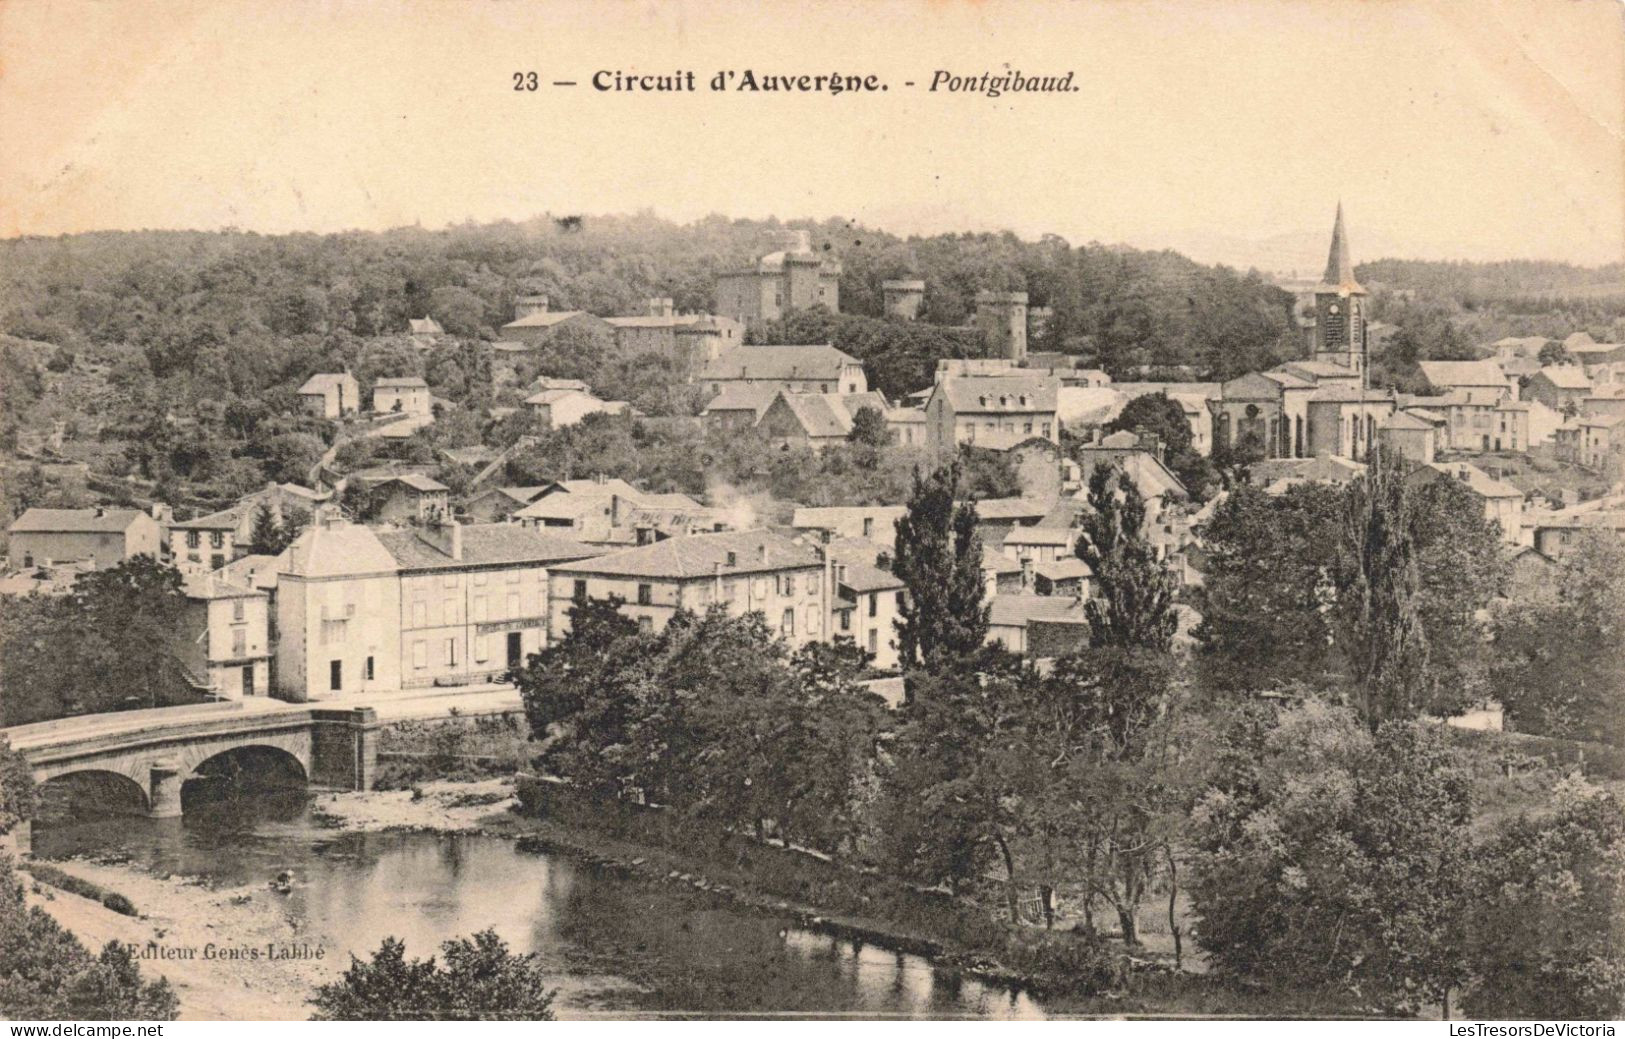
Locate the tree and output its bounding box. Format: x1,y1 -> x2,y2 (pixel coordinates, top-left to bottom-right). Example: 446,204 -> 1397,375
310,930 -> 556,1020
846,405 -> 889,448
1491,531 -> 1625,745
248,503 -> 282,555
1537,340 -> 1568,366
892,463 -> 988,673
1335,448 -> 1430,731
1103,392 -> 1191,456
1073,463 -> 1177,652
0,861 -> 178,1020
1189,704 -> 1473,1014
1465,780 -> 1625,1019
0,736 -> 35,838
1193,483 -> 1343,693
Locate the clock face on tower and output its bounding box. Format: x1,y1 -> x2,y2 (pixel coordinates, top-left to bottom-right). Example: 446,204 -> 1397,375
1328,304 -> 1341,315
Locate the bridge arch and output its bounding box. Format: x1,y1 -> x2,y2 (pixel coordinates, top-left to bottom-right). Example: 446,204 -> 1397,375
36,768 -> 150,817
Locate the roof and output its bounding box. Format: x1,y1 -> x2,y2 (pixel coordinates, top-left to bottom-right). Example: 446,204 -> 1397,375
501,310 -> 593,330
408,317 -> 444,336
283,519 -> 399,578
1534,366 -> 1594,390
988,594 -> 1088,628
544,478 -> 642,498
766,392 -> 854,439
379,473 -> 449,493
181,573 -> 263,601
701,345 -> 861,382
792,505 -> 907,530
969,497 -> 1051,521
1316,202 -> 1365,294
376,524 -> 596,571
1261,370 -> 1317,390
1567,341 -> 1624,357
1098,430 -> 1140,449
703,383 -> 781,416
1307,385 -> 1398,404
1411,462 -> 1524,500
934,375 -> 1060,413
1003,526 -> 1075,547
553,529 -> 824,580
525,388 -> 602,406
837,560 -> 904,593
1279,360 -> 1360,380
1036,557 -> 1093,580
1417,360 -> 1509,389
1380,410 -> 1436,431
10,507 -> 149,534
1076,452 -> 1189,503
440,445 -> 499,467
298,372 -> 353,395
170,508 -> 242,531
375,376 -> 429,389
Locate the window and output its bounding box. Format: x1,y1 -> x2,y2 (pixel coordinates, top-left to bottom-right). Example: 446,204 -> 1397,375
474,635 -> 488,663
445,638 -> 458,667
572,579 -> 588,602
781,609 -> 795,636
413,601 -> 428,627
211,554 -> 225,571
806,605 -> 820,633
862,517 -> 874,538
868,593 -> 878,618
1024,422 -> 1033,435
638,616 -> 654,634
473,595 -> 487,621
232,599 -> 245,622
444,598 -> 459,624
867,629 -> 878,654
507,592 -> 520,616
412,641 -> 427,669
187,531 -> 201,549
365,656 -> 375,681
806,573 -> 818,594
210,531 -> 225,550
637,583 -> 653,605
840,610 -> 851,632
1041,422 -> 1051,437
231,629 -> 246,657
321,619 -> 347,645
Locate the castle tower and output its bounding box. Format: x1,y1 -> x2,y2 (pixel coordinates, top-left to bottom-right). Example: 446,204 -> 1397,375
975,290 -> 1029,363
514,294 -> 550,320
1310,204 -> 1368,375
882,279 -> 926,320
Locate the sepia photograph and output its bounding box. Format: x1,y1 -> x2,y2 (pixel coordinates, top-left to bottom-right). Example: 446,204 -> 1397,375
0,0 -> 1622,1025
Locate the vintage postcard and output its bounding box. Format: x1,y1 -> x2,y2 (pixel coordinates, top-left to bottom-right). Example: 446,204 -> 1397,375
1,0 -> 1622,1026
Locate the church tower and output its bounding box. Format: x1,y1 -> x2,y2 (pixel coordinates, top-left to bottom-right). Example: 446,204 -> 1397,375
1311,203 -> 1368,375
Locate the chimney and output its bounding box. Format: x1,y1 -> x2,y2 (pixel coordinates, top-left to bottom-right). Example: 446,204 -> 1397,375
515,294 -> 550,319
1021,556 -> 1034,589
415,516 -> 462,560
647,297 -> 674,318
93,507 -> 105,519
758,543 -> 768,564
611,494 -> 624,527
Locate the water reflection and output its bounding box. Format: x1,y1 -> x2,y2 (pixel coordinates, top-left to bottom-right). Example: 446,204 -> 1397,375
32,794 -> 1047,1019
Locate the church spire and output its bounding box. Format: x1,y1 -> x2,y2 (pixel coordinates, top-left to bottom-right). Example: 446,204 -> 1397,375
1321,202 -> 1364,292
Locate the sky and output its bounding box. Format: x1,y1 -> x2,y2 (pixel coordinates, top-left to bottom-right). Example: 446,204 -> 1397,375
1,0 -> 1621,268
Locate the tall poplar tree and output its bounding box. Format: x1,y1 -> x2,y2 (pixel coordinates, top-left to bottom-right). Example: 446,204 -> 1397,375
1073,463 -> 1178,652
892,462 -> 988,672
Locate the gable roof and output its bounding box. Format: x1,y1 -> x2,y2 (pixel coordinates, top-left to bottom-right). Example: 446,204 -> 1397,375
501,310 -> 595,330
408,317 -> 444,336
701,345 -> 861,382
988,594 -> 1089,629
934,375 -> 1060,413
10,507 -> 150,535
1380,410 -> 1436,431
836,560 -> 904,593
525,387 -> 602,407
378,473 -> 449,493
553,529 -> 824,580
298,372 -> 353,395
1417,360 -> 1509,389
1534,366 -> 1594,390
1410,461 -> 1524,499
375,376 -> 429,389
169,507 -> 243,531
763,392 -> 855,439
375,524 -> 596,571
703,383 -> 781,416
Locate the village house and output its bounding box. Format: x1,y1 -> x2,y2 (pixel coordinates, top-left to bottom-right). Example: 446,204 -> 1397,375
168,510 -> 241,573
829,557 -> 905,669
1377,410 -> 1439,464
1033,557 -> 1092,598
713,231 -> 841,330
700,344 -> 868,397
524,387 -> 629,429
753,390 -> 891,450
511,480 -> 707,546
1555,414 -> 1623,471
271,511 -> 596,700
7,507 -> 163,571
886,406 -> 927,446
1406,461 -> 1525,544
373,376 -> 432,416
701,383 -> 781,434
376,522 -> 597,687
986,594 -> 1089,657
1523,366 -> 1594,413
791,505 -> 906,547
460,485 -> 548,524
1533,511 -> 1625,558
1400,390 -> 1530,452
497,296 -> 614,346
1581,384 -> 1625,422
1563,333 -> 1625,369
1001,525 -> 1076,565
605,298 -> 744,368
369,473 -> 451,526
924,375 -> 1060,454
547,529 -> 832,648
297,372 -> 360,419
173,573 -> 272,698
1416,359 -> 1515,401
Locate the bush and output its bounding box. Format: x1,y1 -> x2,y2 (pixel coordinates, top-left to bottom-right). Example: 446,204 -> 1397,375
100,892 -> 137,917
310,930 -> 555,1020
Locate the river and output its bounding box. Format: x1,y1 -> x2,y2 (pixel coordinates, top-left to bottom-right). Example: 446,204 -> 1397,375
30,787 -> 1048,1020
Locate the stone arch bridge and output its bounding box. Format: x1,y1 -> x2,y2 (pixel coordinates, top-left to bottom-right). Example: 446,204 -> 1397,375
8,705 -> 378,820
